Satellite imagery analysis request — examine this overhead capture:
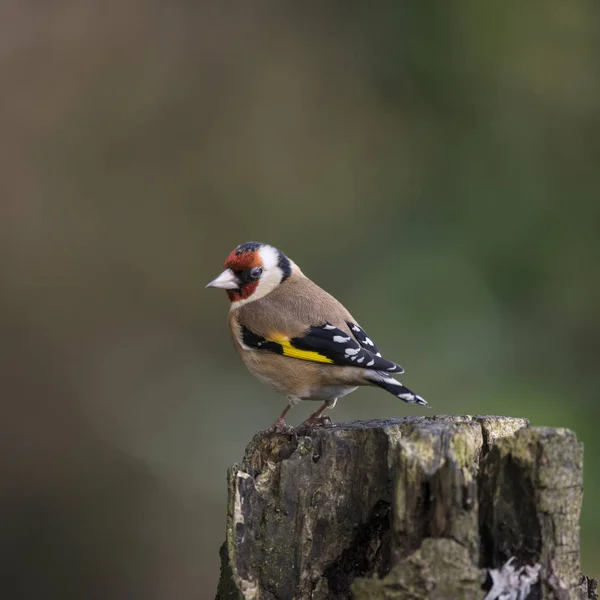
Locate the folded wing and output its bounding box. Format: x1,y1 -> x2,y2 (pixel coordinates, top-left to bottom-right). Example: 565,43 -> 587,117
241,322 -> 404,373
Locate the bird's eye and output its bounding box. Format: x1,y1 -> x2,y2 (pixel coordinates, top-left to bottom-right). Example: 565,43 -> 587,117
250,267 -> 263,280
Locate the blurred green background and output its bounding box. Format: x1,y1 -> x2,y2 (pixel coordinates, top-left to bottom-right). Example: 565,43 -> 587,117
1,1 -> 598,598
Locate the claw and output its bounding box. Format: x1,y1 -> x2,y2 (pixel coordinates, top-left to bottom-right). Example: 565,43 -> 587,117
297,415 -> 333,430
267,418 -> 295,434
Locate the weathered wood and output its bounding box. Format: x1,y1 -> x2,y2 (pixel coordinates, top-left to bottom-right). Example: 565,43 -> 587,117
216,416 -> 595,600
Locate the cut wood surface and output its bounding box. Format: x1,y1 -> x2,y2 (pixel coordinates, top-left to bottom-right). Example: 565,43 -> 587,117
216,416 -> 596,600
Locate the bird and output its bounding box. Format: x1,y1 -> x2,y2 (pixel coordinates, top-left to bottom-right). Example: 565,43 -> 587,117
206,241 -> 427,431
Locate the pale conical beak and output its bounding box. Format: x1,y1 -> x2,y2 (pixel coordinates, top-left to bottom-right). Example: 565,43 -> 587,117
205,268 -> 240,290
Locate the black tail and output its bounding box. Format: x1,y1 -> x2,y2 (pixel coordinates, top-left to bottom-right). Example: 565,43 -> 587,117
368,371 -> 428,406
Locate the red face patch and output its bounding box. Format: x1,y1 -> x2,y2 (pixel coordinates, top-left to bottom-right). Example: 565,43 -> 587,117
224,246 -> 264,303
227,282 -> 259,302
224,249 -> 262,271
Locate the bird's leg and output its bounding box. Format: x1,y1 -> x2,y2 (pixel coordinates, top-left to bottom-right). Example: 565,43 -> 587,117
267,397 -> 301,433
267,405 -> 293,433
298,398 -> 337,428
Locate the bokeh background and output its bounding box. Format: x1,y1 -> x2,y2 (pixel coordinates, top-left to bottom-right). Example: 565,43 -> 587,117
1,1 -> 599,598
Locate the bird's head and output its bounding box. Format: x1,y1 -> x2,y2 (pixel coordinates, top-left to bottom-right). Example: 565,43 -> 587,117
206,242 -> 294,306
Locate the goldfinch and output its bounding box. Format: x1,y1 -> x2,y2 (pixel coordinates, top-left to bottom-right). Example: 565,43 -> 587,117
206,242 -> 427,430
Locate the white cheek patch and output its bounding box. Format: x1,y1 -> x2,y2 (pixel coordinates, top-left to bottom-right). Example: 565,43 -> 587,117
255,267 -> 283,296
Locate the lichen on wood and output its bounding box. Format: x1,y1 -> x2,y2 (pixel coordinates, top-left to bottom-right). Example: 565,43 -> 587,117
215,416 -> 594,600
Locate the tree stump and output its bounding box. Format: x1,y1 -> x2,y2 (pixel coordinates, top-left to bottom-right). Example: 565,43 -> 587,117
215,416 -> 596,600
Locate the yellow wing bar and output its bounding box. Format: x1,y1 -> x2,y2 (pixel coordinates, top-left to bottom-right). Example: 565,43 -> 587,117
277,340 -> 334,364
266,334 -> 334,364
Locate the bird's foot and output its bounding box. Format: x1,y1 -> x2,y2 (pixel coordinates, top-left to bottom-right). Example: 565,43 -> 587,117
266,418 -> 295,435
297,415 -> 333,429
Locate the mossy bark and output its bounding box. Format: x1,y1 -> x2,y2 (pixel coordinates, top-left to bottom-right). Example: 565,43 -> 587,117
215,416 -> 594,600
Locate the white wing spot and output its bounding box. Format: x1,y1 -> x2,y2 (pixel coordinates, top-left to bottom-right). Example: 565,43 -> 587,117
345,348 -> 360,356
365,337 -> 374,346
356,356 -> 364,363
375,352 -> 382,357
382,377 -> 401,386
352,325 -> 361,332
399,393 -> 415,401
324,324 -> 337,330
387,366 -> 397,371
333,335 -> 351,343
367,359 -> 375,366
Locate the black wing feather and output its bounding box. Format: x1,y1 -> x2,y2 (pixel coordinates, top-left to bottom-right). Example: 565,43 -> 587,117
347,321 -> 404,374
347,321 -> 381,355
